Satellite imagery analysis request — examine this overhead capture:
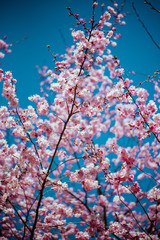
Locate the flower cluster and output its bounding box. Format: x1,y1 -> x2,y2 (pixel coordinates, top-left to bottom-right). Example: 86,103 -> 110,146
0,38 -> 11,59
1,71 -> 18,107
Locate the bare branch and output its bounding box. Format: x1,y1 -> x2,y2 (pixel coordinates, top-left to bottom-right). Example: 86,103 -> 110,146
144,0 -> 160,13
132,2 -> 160,50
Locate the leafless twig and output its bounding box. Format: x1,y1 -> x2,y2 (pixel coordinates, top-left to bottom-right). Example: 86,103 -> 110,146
132,2 -> 160,50
144,0 -> 160,13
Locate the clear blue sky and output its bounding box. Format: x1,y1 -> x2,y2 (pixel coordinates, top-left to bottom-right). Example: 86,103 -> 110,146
1,0 -> 160,107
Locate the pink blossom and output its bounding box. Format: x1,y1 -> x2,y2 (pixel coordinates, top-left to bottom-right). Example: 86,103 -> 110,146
148,187 -> 160,202
0,52 -> 5,58
0,39 -> 6,49
92,2 -> 98,7
82,179 -> 100,192
76,231 -> 90,240
2,71 -> 18,107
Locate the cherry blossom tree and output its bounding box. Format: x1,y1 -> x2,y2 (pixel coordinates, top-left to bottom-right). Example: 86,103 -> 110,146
0,1 -> 160,239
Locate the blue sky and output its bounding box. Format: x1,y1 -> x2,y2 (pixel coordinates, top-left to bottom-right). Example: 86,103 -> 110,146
1,0 -> 160,107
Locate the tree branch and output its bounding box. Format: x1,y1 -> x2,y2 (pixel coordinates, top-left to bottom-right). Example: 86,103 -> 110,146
132,2 -> 160,50
144,0 -> 160,14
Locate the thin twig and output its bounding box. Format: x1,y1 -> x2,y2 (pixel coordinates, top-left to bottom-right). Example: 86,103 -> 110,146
144,0 -> 160,14
132,2 -> 160,50
117,185 -> 153,240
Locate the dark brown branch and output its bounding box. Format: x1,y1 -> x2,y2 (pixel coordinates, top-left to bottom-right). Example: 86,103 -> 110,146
29,110 -> 74,239
117,185 -> 153,240
6,198 -> 32,233
121,183 -> 154,227
64,188 -> 92,213
132,2 -> 160,50
126,85 -> 160,144
29,13 -> 97,237
144,0 -> 160,13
